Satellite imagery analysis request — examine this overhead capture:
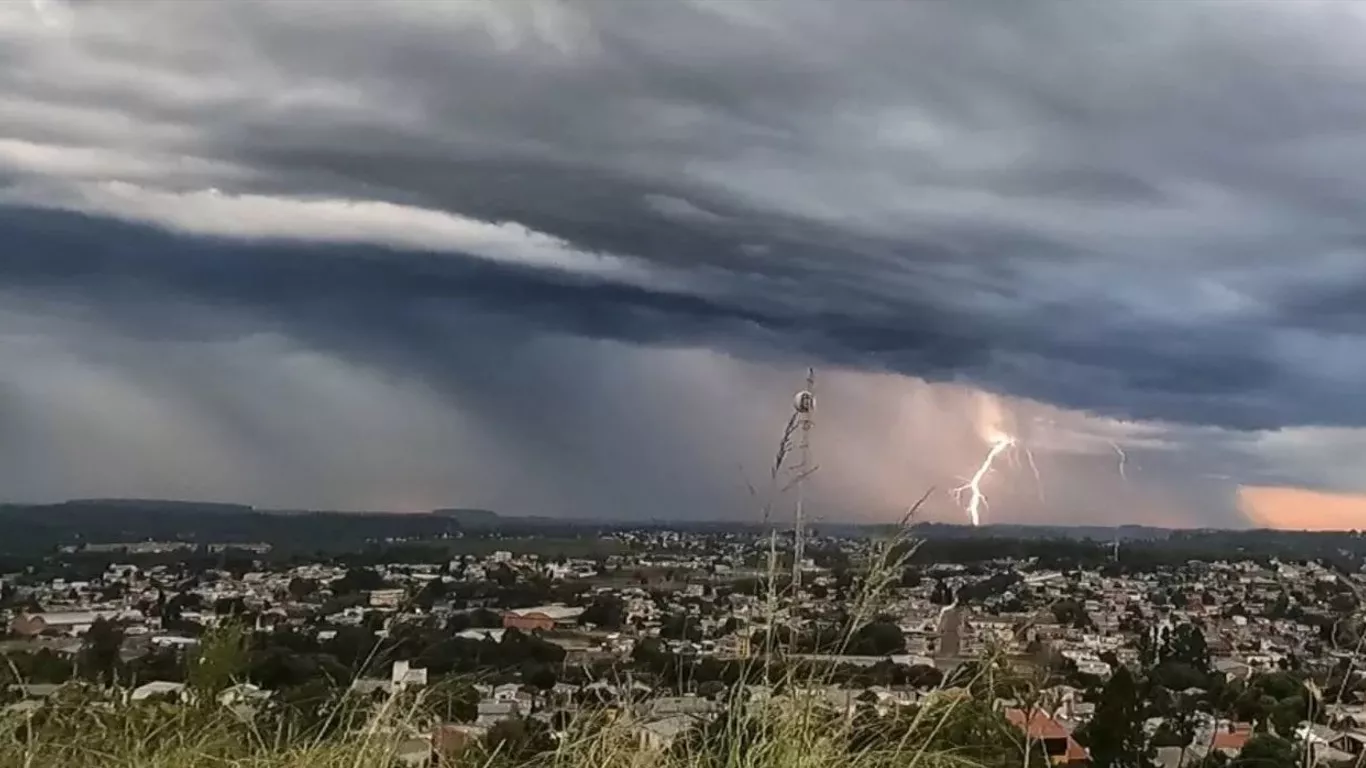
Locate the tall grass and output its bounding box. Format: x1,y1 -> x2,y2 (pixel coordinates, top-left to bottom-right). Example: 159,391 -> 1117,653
0,676 -> 1030,768
0,691 -> 404,767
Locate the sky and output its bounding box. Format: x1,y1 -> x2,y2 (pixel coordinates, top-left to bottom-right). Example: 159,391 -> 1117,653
3,1 -> 1366,529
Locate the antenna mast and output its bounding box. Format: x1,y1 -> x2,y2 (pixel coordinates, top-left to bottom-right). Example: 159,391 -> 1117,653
792,368 -> 816,593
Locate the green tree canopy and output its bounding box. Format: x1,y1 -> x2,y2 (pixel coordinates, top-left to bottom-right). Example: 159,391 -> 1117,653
1080,666 -> 1151,768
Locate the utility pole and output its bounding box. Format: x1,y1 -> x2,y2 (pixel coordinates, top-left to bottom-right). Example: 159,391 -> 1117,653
792,368 -> 815,593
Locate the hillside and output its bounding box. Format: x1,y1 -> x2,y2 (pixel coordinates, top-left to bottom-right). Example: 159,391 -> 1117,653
430,508 -> 501,527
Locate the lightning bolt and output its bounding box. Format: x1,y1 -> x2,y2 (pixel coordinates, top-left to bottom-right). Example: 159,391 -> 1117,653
1110,441 -> 1128,483
1024,445 -> 1045,502
952,433 -> 1015,526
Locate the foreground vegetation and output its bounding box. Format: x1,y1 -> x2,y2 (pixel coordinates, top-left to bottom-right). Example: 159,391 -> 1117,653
0,650 -> 1324,768
0,664 -> 1047,768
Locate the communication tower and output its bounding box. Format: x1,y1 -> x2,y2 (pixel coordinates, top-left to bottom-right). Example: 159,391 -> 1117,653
792,368 -> 815,592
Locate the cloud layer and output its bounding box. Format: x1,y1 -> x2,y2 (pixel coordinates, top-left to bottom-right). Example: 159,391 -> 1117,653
3,0 -> 1366,526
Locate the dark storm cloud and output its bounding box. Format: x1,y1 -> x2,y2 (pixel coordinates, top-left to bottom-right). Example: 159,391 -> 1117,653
108,2 -> 1366,429
5,0 -> 1366,518
0,201 -> 1320,433
0,207 -> 984,378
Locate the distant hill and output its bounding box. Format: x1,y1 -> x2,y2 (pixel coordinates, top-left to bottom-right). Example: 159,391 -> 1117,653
53,499 -> 254,515
429,508 -> 500,527
0,499 -> 487,557
906,521 -> 1173,541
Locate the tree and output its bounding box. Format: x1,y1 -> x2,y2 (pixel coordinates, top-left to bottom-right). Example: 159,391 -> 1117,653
1169,624 -> 1211,673
957,572 -> 1023,604
853,696 -> 1047,768
187,622 -> 249,699
483,717 -> 554,762
126,646 -> 183,685
1252,671 -> 1303,702
414,579 -> 448,610
1080,666 -> 1151,768
78,617 -> 124,685
1230,734 -> 1296,768
697,680 -> 728,700
524,663 -> 558,697
1052,599 -> 1095,630
860,659 -> 904,688
2,648 -> 73,684
1151,661 -> 1209,693
269,677 -> 348,737
1151,705 -> 1199,768
163,591 -> 203,630
1152,718 -> 1193,748
321,626 -> 380,674
850,620 -> 905,656
331,568 -> 384,595
490,565 -> 518,588
422,680 -> 478,723
660,613 -> 702,643
445,612 -> 473,633
1330,592 -> 1357,615
930,579 -> 954,605
213,596 -> 248,616
675,708 -> 776,765
287,577 -> 318,601
633,637 -> 667,667
469,608 -> 503,628
580,595 -> 624,629
1136,623 -> 1158,670
1269,695 -> 1309,738
906,664 -> 944,689
97,581 -> 126,602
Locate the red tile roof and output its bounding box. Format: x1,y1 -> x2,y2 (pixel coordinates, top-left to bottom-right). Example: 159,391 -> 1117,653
1006,708 -> 1071,739
1005,708 -> 1089,764
1062,738 -> 1089,763
1211,724 -> 1253,753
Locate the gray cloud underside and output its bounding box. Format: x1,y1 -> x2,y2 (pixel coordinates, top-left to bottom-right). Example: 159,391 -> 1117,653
0,206 -> 1309,433
4,1 -> 1366,431
4,0 -> 1366,520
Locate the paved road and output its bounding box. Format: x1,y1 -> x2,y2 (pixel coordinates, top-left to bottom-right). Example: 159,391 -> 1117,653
937,605 -> 963,658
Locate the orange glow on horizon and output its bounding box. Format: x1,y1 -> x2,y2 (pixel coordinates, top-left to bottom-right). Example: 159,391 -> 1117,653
1238,485 -> 1366,532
